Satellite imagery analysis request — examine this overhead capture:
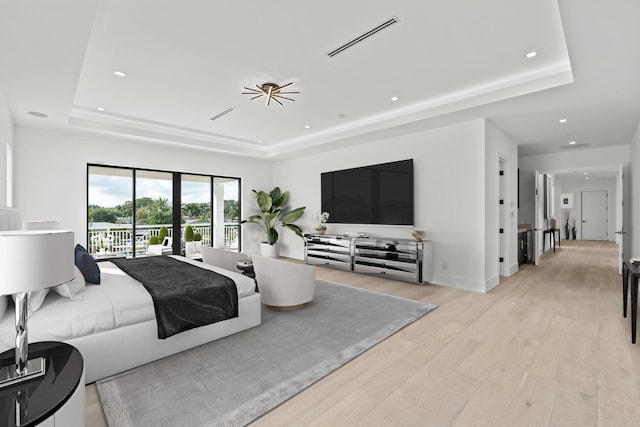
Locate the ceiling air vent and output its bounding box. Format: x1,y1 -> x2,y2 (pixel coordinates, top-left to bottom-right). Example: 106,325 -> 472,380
560,143 -> 590,150
327,16 -> 399,58
209,108 -> 234,121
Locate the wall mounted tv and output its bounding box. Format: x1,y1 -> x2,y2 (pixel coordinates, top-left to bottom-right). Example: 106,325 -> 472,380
321,159 -> 414,225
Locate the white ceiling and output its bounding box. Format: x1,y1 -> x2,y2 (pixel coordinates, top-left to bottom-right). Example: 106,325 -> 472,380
0,0 -> 638,160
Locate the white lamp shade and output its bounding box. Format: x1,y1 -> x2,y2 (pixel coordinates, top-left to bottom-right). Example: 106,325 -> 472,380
0,230 -> 74,295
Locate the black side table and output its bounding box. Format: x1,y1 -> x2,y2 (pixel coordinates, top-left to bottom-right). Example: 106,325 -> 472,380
237,260 -> 255,279
622,260 -> 640,343
237,260 -> 258,292
0,341 -> 84,426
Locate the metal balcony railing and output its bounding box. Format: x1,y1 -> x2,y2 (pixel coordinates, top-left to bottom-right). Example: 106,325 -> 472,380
88,223 -> 239,258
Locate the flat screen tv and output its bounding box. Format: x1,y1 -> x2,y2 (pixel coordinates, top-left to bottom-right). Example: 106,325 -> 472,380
321,159 -> 414,225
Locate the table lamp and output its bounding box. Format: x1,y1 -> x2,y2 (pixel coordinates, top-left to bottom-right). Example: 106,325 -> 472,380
0,230 -> 74,389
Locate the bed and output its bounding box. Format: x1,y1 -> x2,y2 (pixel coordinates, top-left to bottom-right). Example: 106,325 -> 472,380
0,207 -> 262,384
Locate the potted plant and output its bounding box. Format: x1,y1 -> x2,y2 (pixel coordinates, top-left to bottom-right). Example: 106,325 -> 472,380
242,187 -> 305,257
158,226 -> 169,244
194,232 -> 203,252
314,211 -> 329,235
184,225 -> 196,254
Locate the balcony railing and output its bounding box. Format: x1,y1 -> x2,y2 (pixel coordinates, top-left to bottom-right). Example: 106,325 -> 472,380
88,223 -> 239,257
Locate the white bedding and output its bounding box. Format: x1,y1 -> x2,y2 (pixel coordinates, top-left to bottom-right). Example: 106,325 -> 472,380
0,255 -> 256,351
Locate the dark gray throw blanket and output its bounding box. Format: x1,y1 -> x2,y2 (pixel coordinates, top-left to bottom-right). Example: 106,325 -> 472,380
111,257 -> 238,339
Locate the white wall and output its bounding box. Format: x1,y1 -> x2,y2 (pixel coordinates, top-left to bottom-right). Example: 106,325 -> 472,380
555,177 -> 617,242
485,120 -> 519,288
0,84 -> 13,207
13,126 -> 273,254
274,118 -> 499,293
631,121 -> 640,257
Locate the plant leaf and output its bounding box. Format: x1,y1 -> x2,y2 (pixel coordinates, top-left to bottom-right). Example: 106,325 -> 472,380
269,187 -> 282,207
266,228 -> 278,245
281,206 -> 305,224
275,191 -> 289,208
283,223 -> 304,239
256,191 -> 272,213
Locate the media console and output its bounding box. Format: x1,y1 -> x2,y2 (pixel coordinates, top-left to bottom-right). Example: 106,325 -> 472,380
304,234 -> 433,284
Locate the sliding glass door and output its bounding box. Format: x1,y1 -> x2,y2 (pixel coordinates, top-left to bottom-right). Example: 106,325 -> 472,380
87,166 -> 134,257
135,170 -> 173,256
213,177 -> 240,250
87,164 -> 241,258
182,174 -> 212,247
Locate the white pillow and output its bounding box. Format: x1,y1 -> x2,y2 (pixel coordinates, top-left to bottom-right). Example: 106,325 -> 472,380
12,289 -> 49,318
52,266 -> 86,300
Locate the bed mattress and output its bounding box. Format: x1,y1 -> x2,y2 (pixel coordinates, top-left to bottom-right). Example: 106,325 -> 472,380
0,255 -> 256,351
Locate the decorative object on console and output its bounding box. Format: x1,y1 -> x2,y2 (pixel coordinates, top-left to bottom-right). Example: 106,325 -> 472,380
0,230 -> 74,389
571,218 -> 577,240
314,211 -> 330,235
242,82 -> 299,106
410,228 -> 425,241
241,187 -> 305,257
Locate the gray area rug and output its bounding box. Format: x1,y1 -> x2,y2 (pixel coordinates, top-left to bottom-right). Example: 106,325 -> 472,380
97,279 -> 437,426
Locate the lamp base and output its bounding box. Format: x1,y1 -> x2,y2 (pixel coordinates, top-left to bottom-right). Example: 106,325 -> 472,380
0,356 -> 46,389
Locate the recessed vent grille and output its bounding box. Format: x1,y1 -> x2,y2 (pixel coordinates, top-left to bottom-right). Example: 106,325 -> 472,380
209,108 -> 234,121
327,16 -> 399,58
560,143 -> 590,150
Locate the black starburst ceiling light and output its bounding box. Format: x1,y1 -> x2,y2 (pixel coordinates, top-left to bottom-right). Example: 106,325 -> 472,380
242,82 -> 299,106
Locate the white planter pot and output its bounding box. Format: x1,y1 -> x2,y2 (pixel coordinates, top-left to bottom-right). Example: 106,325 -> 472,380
260,242 -> 279,258
185,241 -> 197,254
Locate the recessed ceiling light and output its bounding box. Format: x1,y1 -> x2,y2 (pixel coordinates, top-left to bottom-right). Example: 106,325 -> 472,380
569,141 -> 576,145
27,111 -> 48,118
257,140 -> 263,144
96,107 -> 105,112
559,118 -> 567,123
113,70 -> 127,78
583,172 -> 588,175
585,177 -> 590,180
305,125 -> 311,129
526,51 -> 537,59
391,96 -> 399,101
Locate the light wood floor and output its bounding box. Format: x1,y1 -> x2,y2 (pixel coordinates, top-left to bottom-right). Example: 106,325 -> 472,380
86,240 -> 639,426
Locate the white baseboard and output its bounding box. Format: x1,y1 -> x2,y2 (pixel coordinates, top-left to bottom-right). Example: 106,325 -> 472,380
485,275 -> 500,292
431,273 -> 486,293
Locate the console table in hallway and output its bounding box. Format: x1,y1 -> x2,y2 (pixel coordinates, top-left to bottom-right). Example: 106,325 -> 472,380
622,260 -> 640,343
543,228 -> 561,253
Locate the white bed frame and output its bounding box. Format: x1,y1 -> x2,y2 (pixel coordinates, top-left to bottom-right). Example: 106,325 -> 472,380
0,207 -> 262,384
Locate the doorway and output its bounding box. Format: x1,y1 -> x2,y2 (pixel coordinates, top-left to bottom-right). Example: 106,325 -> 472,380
581,190 -> 608,240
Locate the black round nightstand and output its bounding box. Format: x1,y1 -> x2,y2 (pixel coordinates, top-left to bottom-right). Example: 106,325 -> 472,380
0,341 -> 84,427
236,260 -> 255,279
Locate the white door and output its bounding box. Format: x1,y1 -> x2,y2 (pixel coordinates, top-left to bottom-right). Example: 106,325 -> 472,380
534,171 -> 543,265
581,190 -> 608,240
616,164 -> 624,273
